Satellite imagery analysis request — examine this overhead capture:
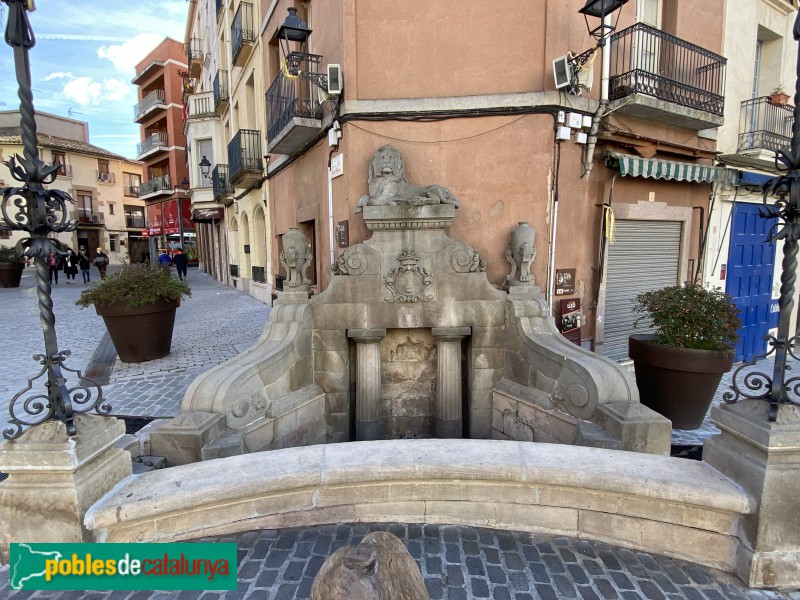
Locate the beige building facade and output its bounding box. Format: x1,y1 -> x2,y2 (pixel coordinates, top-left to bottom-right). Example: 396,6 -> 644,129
0,111 -> 146,264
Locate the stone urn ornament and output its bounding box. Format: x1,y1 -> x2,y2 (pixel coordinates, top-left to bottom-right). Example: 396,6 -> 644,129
505,221 -> 537,285
279,227 -> 312,290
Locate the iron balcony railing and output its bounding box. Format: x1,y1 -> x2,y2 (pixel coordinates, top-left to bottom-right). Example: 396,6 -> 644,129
214,70 -> 229,109
136,131 -> 168,157
609,23 -> 726,116
124,184 -> 140,197
125,214 -> 145,229
188,37 -> 203,63
227,129 -> 263,183
266,52 -> 324,142
139,174 -> 171,197
212,164 -> 234,199
738,96 -> 794,154
134,89 -> 166,120
77,210 -> 103,225
232,1 -> 255,65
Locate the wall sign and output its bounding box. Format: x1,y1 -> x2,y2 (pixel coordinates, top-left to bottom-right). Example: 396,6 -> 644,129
555,268 -> 575,295
330,154 -> 343,179
336,220 -> 349,247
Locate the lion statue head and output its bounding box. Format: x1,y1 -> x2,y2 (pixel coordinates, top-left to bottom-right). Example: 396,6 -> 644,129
368,145 -> 405,198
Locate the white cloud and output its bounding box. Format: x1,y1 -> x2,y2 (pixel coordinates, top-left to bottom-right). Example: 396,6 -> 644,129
44,72 -> 75,81
61,76 -> 132,107
97,33 -> 168,76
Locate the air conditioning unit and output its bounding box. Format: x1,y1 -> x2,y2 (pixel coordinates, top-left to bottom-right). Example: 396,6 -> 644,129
90,214 -> 100,224
326,64 -> 342,95
98,172 -> 110,182
553,55 -> 572,90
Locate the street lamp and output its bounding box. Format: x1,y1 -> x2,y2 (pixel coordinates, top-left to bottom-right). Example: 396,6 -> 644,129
725,10 -> 800,420
579,0 -> 628,46
199,155 -> 211,178
180,177 -> 190,191
0,0 -> 107,439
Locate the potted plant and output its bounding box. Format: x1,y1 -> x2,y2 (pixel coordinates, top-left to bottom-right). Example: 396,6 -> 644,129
77,263 -> 191,363
629,284 -> 741,430
0,244 -> 25,288
769,85 -> 790,106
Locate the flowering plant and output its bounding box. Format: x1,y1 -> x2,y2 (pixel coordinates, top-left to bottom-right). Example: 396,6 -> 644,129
632,284 -> 741,351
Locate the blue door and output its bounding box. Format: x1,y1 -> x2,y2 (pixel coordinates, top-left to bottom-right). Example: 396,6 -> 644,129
725,202 -> 777,362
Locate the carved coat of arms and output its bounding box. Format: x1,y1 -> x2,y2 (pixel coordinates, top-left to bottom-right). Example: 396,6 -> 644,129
384,249 -> 433,302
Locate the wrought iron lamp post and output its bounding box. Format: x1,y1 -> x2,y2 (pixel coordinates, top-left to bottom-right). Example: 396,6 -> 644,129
1,0 -> 108,439
725,11 -> 800,420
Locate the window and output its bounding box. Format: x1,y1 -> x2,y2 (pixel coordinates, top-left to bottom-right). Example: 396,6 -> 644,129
97,159 -> 111,182
110,234 -> 119,252
52,151 -> 67,176
124,205 -> 145,229
77,193 -> 93,222
108,203 -> 115,215
123,172 -> 141,197
637,0 -> 661,27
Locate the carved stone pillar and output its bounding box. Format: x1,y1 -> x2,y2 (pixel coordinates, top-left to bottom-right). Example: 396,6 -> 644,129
432,327 -> 471,438
348,328 -> 386,441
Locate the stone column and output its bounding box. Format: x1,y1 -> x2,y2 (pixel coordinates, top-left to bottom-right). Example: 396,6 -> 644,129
432,327 -> 471,438
703,400 -> 800,589
348,328 -> 386,441
0,414 -> 132,562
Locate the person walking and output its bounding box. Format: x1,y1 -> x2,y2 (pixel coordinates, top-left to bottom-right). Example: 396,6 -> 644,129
64,248 -> 79,283
47,251 -> 61,285
78,246 -> 91,283
171,247 -> 188,280
157,249 -> 172,273
93,247 -> 109,280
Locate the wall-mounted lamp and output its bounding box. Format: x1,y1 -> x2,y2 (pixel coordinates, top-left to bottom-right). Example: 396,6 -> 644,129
579,0 -> 628,46
199,155 -> 212,178
275,7 -> 311,68
180,177 -> 190,191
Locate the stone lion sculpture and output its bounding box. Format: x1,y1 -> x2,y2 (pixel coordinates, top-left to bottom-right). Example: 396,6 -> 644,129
355,145 -> 459,211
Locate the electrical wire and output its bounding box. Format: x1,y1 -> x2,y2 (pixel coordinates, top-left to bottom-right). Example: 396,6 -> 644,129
344,114 -> 529,144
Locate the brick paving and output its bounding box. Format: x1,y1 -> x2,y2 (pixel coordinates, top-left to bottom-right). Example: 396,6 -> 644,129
1,268 -> 798,598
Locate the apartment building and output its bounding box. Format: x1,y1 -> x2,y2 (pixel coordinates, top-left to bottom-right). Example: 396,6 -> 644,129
703,0 -> 799,362
183,0 -> 271,303
133,38 -> 195,264
0,111 -> 146,264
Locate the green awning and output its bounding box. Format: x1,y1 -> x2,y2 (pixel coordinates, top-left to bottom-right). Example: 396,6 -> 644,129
606,152 -> 731,184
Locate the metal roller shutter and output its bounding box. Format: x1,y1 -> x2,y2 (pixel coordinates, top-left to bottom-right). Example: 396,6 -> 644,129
603,219 -> 682,361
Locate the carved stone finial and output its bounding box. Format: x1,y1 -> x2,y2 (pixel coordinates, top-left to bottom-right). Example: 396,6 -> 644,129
355,145 -> 459,212
279,227 -> 311,290
505,221 -> 537,286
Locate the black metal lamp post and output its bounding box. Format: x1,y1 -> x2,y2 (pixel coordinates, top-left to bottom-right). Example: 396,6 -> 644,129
725,11 -> 800,420
1,0 -> 108,439
199,155 -> 211,178
579,0 -> 629,46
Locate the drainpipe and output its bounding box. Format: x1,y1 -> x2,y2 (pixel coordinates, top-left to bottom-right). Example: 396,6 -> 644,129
582,15 -> 612,179
327,144 -> 339,269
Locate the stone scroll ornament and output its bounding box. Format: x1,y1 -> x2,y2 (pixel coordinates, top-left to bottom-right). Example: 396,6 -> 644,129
505,221 -> 537,285
384,249 -> 433,302
332,246 -> 367,276
355,145 -> 460,210
279,227 -> 312,289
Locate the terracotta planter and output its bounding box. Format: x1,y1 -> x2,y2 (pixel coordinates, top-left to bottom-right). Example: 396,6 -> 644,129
0,262 -> 25,288
96,298 -> 180,363
628,334 -> 734,430
770,92 -> 790,106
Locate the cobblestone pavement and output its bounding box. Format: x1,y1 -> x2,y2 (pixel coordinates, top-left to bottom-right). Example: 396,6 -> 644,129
1,270 -> 797,598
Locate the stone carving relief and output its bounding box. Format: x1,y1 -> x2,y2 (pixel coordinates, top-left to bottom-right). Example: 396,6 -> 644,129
384,249 -> 433,303
450,245 -> 486,273
355,145 -> 460,211
332,246 -> 367,276
279,228 -> 312,289
505,221 -> 537,285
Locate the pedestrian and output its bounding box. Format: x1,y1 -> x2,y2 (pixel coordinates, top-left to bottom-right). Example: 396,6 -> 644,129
93,247 -> 109,280
157,248 -> 172,273
171,247 -> 189,280
78,246 -> 91,283
47,250 -> 61,285
64,248 -> 79,283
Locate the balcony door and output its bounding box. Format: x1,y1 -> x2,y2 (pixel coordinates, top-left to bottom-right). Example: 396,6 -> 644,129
631,0 -> 662,94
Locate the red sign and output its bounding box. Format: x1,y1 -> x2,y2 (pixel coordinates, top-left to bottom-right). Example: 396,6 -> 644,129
162,199 -> 180,234
181,198 -> 195,231
147,204 -> 162,236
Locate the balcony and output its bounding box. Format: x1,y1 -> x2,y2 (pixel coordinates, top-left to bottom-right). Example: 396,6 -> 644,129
212,164 -> 234,202
608,23 -> 726,130
134,90 -> 167,123
266,52 -> 324,155
738,96 -> 793,155
215,0 -> 224,21
188,37 -> 204,78
227,129 -> 263,186
136,132 -> 169,160
186,91 -> 216,119
138,174 -> 172,199
214,70 -> 229,113
96,171 -> 115,184
77,210 -> 104,225
125,214 -> 146,229
232,1 -> 255,67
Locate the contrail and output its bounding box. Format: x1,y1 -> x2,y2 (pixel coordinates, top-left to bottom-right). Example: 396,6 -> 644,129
37,33 -> 131,42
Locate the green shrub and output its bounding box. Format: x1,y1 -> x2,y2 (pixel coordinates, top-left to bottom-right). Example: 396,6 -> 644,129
0,245 -> 24,263
633,284 -> 741,351
76,263 -> 191,310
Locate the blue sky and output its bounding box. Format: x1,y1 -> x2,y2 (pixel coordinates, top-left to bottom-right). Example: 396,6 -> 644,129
0,1 -> 188,159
